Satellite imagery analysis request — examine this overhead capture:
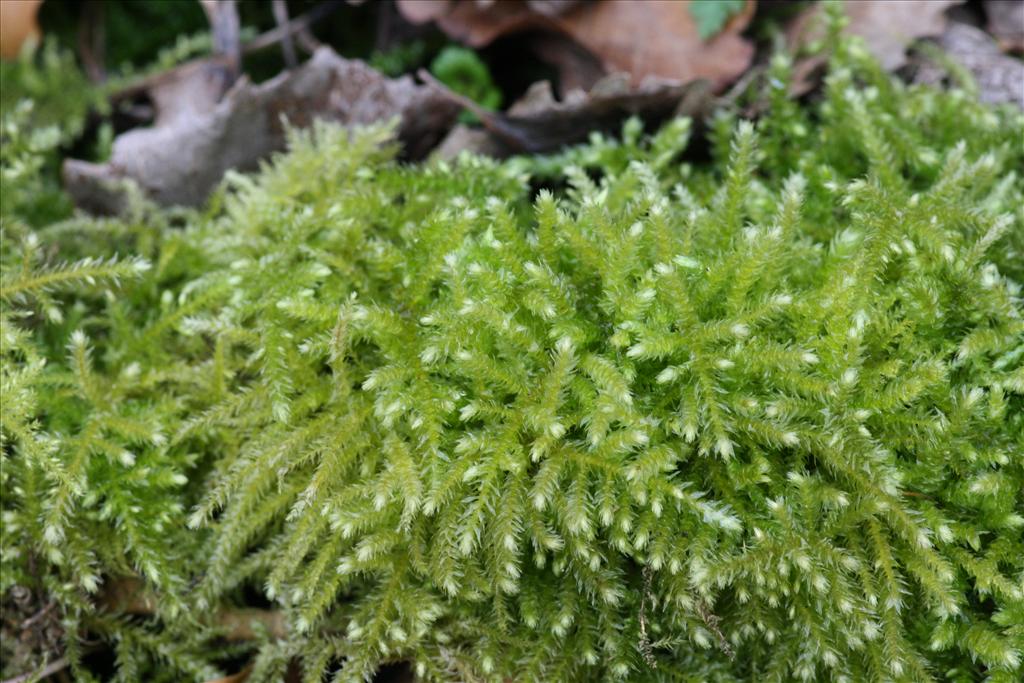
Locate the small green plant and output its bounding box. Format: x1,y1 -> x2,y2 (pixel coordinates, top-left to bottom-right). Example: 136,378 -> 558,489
0,40 -> 101,142
1,105 -> 222,681
430,45 -> 502,124
2,20 -> 1023,683
370,40 -> 428,78
0,42 -> 105,228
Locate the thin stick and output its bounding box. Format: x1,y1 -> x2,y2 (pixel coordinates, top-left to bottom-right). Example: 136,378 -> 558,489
200,0 -> 241,75
109,1 -> 342,102
100,577 -> 287,641
19,601 -> 56,630
243,0 -> 343,55
295,27 -> 324,54
272,0 -> 298,68
1,657 -> 70,683
78,0 -> 106,83
638,565 -> 657,669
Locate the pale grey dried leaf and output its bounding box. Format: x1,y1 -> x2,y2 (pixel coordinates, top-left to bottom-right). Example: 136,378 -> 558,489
788,0 -> 963,94
985,0 -> 1024,52
63,48 -> 459,211
432,123 -> 510,160
915,22 -> 1024,109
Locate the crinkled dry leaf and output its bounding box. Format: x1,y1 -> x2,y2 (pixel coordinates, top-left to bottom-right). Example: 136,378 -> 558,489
530,31 -> 606,94
397,0 -> 581,32
63,49 -> 459,212
400,0 -> 754,90
397,0 -> 453,24
985,0 -> 1024,53
788,0 -> 963,93
423,69 -> 712,154
915,22 -> 1024,109
0,0 -> 41,60
433,123 -> 510,160
397,0 -> 552,45
557,0 -> 755,88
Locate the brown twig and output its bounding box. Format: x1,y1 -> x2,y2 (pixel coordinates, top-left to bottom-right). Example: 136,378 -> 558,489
1,657 -> 70,683
375,0 -> 394,52
717,63 -> 769,118
100,577 -> 287,641
638,565 -> 657,669
19,601 -> 56,631
295,27 -> 324,54
200,0 -> 241,79
203,665 -> 253,683
108,1 -> 342,104
215,607 -> 288,641
695,599 -> 734,659
272,0 -> 298,68
242,0 -> 343,55
77,0 -> 106,82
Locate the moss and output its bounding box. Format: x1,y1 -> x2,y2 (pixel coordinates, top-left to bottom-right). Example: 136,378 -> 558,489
430,45 -> 502,124
2,28 -> 1023,683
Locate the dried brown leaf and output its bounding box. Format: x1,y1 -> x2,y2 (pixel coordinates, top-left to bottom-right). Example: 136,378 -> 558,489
400,0 -> 754,91
397,0 -> 581,25
439,0 -> 550,46
530,32 -> 606,95
555,0 -> 755,89
0,0 -> 41,60
397,0 -> 453,24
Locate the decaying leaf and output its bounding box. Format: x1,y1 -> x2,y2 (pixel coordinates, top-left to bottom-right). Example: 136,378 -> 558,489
63,48 -> 459,211
788,0 -> 963,93
0,0 -> 42,60
400,0 -> 755,91
529,31 -> 606,94
395,0 -> 452,25
397,0 -> 582,39
433,123 -> 509,160
423,69 -> 712,154
556,0 -> 755,88
985,0 -> 1024,53
690,0 -> 747,40
914,22 -> 1024,110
